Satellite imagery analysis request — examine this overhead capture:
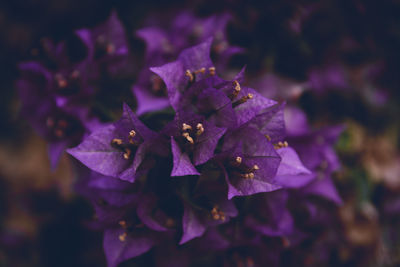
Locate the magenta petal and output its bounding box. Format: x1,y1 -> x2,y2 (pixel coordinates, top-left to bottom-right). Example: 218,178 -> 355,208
226,175 -> 282,199
87,172 -> 131,191
179,203 -> 206,244
67,124 -> 130,177
273,147 -> 316,188
234,87 -> 277,126
196,88 -> 237,129
177,38 -> 213,71
302,177 -> 343,205
133,85 -> 171,116
150,61 -> 184,111
136,27 -> 169,61
247,102 -> 286,142
103,228 -> 155,267
137,195 -> 168,232
171,137 -> 200,177
284,106 -> 309,136
117,103 -> 157,141
246,191 -> 294,236
224,127 -> 282,181
150,39 -> 213,111
193,122 -> 226,165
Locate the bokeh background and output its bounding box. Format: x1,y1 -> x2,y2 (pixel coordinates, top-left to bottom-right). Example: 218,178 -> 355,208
1,0 -> 400,266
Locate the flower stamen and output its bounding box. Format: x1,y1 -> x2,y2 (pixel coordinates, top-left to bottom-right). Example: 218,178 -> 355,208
229,80 -> 241,100
123,148 -> 131,160
211,205 -> 226,221
196,123 -> 204,136
119,232 -> 127,242
182,123 -> 192,131
182,132 -> 194,144
150,75 -> 165,93
165,218 -> 176,228
242,172 -> 255,179
55,74 -> 68,89
119,220 -> 127,228
128,130 -> 136,144
209,66 -> 216,75
194,67 -> 206,75
185,70 -> 194,82
281,237 -> 291,248
70,70 -> 80,80
274,141 -> 289,149
235,156 -> 242,165
232,93 -> 253,108
106,43 -> 115,54
111,138 -> 123,146
251,164 -> 259,171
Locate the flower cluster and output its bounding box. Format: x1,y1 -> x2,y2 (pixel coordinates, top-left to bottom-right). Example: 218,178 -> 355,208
15,9 -> 344,267
16,11 -> 130,169
133,11 -> 243,115
67,38 -> 342,266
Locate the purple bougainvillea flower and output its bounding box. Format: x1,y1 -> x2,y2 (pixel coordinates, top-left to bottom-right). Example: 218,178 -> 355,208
288,124 -> 343,177
17,61 -> 99,168
16,33 -> 103,168
180,197 -> 238,244
307,63 -> 348,93
17,11 -> 132,169
76,171 -> 178,267
245,190 -> 294,237
58,23 -> 345,266
164,111 -> 226,176
251,73 -> 306,101
76,10 -> 130,77
218,126 -> 282,199
136,193 -> 181,232
19,39 -> 96,106
300,175 -> 343,205
285,106 -> 343,204
134,37 -> 214,115
76,171 -> 140,215
151,39 -> 275,130
133,12 -> 243,115
150,38 -> 214,111
138,11 -> 240,67
68,103 -> 165,182
103,228 -> 156,267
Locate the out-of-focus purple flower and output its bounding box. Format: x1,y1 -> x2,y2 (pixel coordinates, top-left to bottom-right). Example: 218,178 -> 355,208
273,147 -> 316,188
76,10 -> 131,77
138,11 -> 240,68
76,171 -> 178,267
16,11 -> 132,168
285,106 -> 343,204
307,63 -> 349,93
17,60 -> 99,168
245,190 -> 294,237
288,4 -> 319,34
180,198 -> 238,244
251,73 -> 306,101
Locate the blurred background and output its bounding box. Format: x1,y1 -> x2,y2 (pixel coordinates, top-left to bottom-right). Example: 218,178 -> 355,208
1,0 -> 400,266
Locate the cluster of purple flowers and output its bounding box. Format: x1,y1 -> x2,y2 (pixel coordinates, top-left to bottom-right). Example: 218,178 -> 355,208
16,11 -> 131,169
16,10 -> 343,267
